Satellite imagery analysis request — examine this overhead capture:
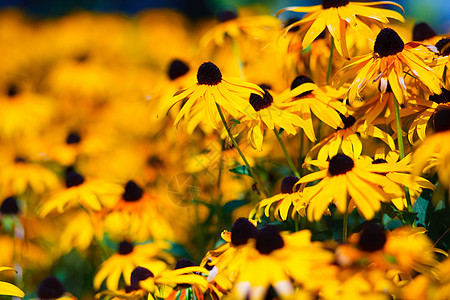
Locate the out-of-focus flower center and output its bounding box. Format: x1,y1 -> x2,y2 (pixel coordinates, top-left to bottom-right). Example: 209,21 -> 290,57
118,241 -> 134,255
249,88 -> 273,111
322,0 -> 350,9
340,115 -> 356,129
357,223 -> 387,252
434,108 -> 450,133
328,154 -> 355,176
412,22 -> 436,42
65,169 -> 85,188
126,266 -> 154,292
122,180 -> 144,202
374,28 -> 404,57
429,88 -> 450,104
7,83 -> 20,98
1,196 -> 20,215
372,158 -> 388,164
231,217 -> 257,246
217,10 -> 237,22
291,75 -> 314,98
280,175 -> 300,194
66,132 -> 81,144
175,258 -> 197,269
37,276 -> 65,300
197,62 -> 222,85
435,38 -> 450,56
168,59 -> 190,81
255,225 -> 284,255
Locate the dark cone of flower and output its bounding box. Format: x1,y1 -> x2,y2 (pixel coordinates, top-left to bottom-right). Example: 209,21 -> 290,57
249,88 -> 273,111
436,38 -> 450,56
322,0 -> 349,9
147,155 -> 164,168
413,22 -> 436,41
217,10 -> 237,22
340,115 -> 356,129
291,75 -> 314,98
434,108 -> 450,133
197,62 -> 222,85
122,180 -> 143,202
280,175 -> 300,194
328,154 -> 354,176
118,241 -> 134,255
15,157 -> 26,163
128,266 -> 154,291
255,225 -> 284,255
168,59 -> 190,81
374,28 -> 404,57
65,169 -> 85,188
358,223 -> 387,252
429,88 -> 450,104
7,83 -> 20,97
65,132 -> 81,144
231,217 -> 257,246
372,158 -> 388,164
37,276 -> 65,300
1,196 -> 20,215
175,258 -> 197,269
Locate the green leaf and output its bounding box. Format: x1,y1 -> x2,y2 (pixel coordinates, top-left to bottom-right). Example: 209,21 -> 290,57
414,196 -> 430,227
223,199 -> 249,214
229,165 -> 252,177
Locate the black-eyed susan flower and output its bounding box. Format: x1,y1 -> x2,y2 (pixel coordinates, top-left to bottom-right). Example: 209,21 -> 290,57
39,168 -> 123,217
277,0 -> 404,58
306,114 -> 395,161
298,154 -> 404,221
335,28 -> 442,104
0,267 -> 24,298
37,276 -> 76,300
431,38 -> 450,84
94,241 -> 171,291
165,62 -> 262,133
278,75 -> 347,142
251,175 -> 306,222
239,88 -> 305,151
413,107 -> 450,187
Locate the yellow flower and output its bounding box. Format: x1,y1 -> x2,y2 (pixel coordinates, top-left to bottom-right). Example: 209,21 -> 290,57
334,28 -> 442,104
0,267 -> 24,298
431,38 -> 450,84
278,75 -> 347,142
39,168 -> 123,217
239,88 -> 305,151
94,241 -> 171,291
298,154 -> 404,221
277,0 -> 404,58
165,62 -> 262,133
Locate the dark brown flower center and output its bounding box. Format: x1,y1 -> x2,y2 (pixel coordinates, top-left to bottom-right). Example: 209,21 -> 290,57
412,22 -> 436,42
175,258 -> 197,269
197,62 -> 222,85
168,59 -> 190,81
280,175 -> 300,194
328,154 -> 354,176
7,83 -> 20,98
429,88 -> 450,104
1,196 -> 20,215
118,241 -> 134,255
127,266 -> 154,292
357,223 -> 386,252
249,88 -> 273,111
37,276 -> 65,300
65,132 -> 81,144
291,75 -> 314,98
122,180 -> 143,202
372,158 -> 388,164
217,10 -> 237,22
434,108 -> 450,133
374,28 -> 404,57
65,169 -> 85,188
339,114 -> 356,129
255,225 -> 284,255
322,0 -> 350,9
435,38 -> 450,56
231,218 -> 257,246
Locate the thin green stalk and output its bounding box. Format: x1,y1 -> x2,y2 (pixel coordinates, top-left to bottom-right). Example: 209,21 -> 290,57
216,104 -> 271,198
393,94 -> 413,212
273,128 -> 301,178
326,36 -> 335,85
343,200 -> 349,243
294,213 -> 299,232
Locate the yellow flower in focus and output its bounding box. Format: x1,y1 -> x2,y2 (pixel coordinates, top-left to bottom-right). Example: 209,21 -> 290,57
298,154 -> 404,221
277,0 -> 404,58
0,267 -> 24,298
335,28 -> 442,104
165,62 -> 262,133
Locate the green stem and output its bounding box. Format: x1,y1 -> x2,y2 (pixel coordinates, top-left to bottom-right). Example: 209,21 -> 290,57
273,128 -> 301,178
393,94 -> 413,212
294,214 -> 299,232
326,36 -> 335,85
216,104 -> 271,198
343,200 -> 349,243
